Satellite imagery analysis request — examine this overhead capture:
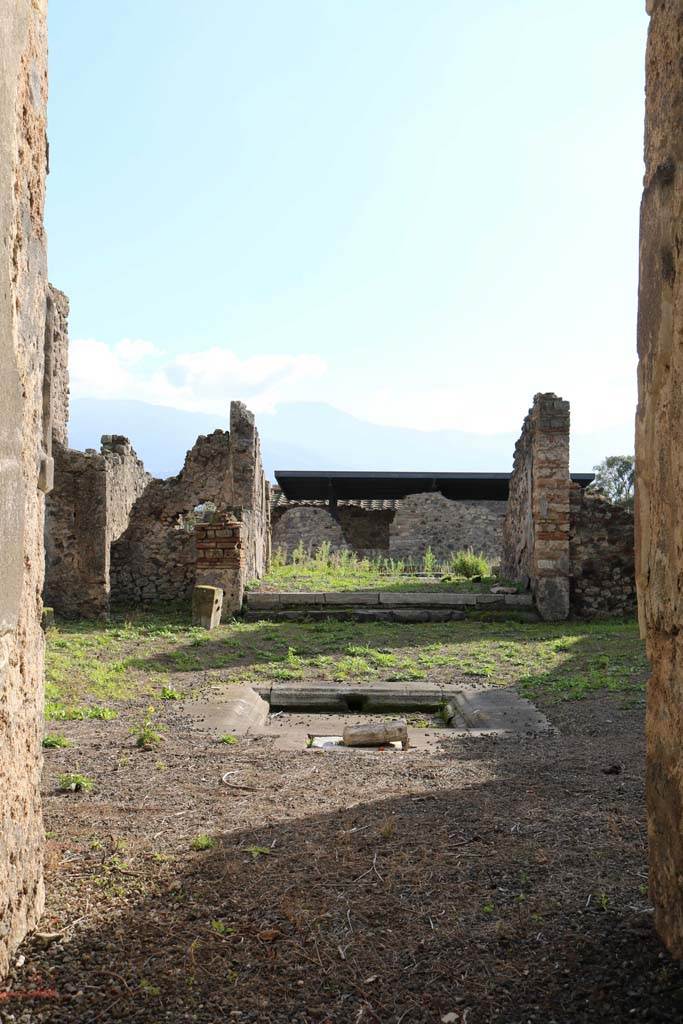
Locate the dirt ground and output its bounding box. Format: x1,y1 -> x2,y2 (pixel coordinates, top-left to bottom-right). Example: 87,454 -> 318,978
2,682 -> 683,1023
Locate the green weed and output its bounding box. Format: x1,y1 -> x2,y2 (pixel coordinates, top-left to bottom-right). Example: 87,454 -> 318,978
58,772 -> 93,793
42,733 -> 72,749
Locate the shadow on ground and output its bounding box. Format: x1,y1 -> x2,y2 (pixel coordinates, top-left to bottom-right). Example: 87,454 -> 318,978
9,735 -> 682,1024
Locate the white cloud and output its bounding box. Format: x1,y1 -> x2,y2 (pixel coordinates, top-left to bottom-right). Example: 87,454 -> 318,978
114,338 -> 163,364
70,338 -> 328,414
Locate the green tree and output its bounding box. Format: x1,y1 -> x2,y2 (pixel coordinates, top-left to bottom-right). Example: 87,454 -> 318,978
590,455 -> 635,507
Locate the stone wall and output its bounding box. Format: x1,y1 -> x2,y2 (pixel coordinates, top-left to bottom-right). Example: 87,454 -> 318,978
502,394 -> 571,620
228,402 -> 270,583
111,402 -> 269,611
49,284 -> 69,447
0,0 -> 49,976
111,430 -> 233,606
389,494 -> 506,565
569,486 -> 636,618
338,506 -> 394,555
635,0 -> 683,958
272,506 -> 349,557
45,437 -> 150,618
272,495 -> 505,563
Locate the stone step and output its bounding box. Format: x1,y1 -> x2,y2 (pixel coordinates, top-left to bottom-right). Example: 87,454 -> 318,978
245,590 -> 533,611
243,608 -> 468,623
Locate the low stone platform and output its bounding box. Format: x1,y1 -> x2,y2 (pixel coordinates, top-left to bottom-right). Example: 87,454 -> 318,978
183,681 -> 552,752
243,590 -> 536,622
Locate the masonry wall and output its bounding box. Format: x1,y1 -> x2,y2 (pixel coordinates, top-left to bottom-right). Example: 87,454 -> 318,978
569,486 -> 636,618
389,494 -> 506,565
45,437 -> 150,618
49,284 -> 69,448
110,403 -> 269,611
272,497 -> 505,563
111,430 -> 234,606
338,507 -> 394,554
502,394 -> 571,620
0,0 -> 49,976
272,506 -> 349,557
635,0 -> 683,958
228,402 -> 270,583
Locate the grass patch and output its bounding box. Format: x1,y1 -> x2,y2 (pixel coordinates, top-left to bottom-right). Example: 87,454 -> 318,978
45,610 -> 647,706
42,733 -> 72,749
190,834 -> 216,852
248,544 -> 501,594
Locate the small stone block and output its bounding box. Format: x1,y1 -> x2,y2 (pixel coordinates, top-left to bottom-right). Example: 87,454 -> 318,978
192,585 -> 223,630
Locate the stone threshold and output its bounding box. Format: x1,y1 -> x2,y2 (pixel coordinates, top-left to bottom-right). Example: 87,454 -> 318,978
246,590 -> 532,609
243,589 -> 536,622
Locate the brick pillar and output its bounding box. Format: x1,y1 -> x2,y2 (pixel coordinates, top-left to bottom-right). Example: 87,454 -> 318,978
195,511 -> 245,618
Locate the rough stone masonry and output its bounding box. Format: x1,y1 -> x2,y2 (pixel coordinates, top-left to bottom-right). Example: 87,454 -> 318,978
636,0 -> 683,959
0,0 -> 49,976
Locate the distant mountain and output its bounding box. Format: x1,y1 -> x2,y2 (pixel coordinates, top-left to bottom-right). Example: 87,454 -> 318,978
68,398 -> 631,481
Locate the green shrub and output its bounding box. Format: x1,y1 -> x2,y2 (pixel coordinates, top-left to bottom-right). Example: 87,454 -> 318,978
131,707 -> 165,749
190,834 -> 216,851
58,772 -> 93,793
291,539 -> 307,565
314,540 -> 332,565
422,546 -> 437,575
450,549 -> 491,579
42,733 -> 72,749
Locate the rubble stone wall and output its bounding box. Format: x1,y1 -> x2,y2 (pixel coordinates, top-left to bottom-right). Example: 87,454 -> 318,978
229,402 -> 270,582
389,494 -> 506,565
569,486 -> 636,618
48,284 -> 69,448
337,507 -> 394,555
111,430 -> 234,606
111,403 -> 270,608
272,506 -> 349,557
502,394 -> 571,620
45,437 -> 149,619
0,0 -> 49,976
272,498 -> 505,563
636,0 -> 683,958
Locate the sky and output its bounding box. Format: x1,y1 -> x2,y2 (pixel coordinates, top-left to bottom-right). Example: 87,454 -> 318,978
47,0 -> 648,447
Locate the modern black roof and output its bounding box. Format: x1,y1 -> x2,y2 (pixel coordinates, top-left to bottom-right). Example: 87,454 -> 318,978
274,470 -> 595,503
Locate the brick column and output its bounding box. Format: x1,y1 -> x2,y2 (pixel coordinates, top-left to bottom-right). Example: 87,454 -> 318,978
195,511 -> 245,618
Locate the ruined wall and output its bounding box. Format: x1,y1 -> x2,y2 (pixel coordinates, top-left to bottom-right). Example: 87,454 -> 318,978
0,0 -> 49,976
48,284 -> 69,447
502,394 -> 571,620
272,496 -> 504,563
111,430 -> 233,606
110,403 -> 269,612
389,494 -> 506,565
338,506 -> 394,555
272,506 -> 349,557
45,437 -> 150,618
636,0 -> 683,958
228,402 -> 270,583
569,486 -> 636,619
